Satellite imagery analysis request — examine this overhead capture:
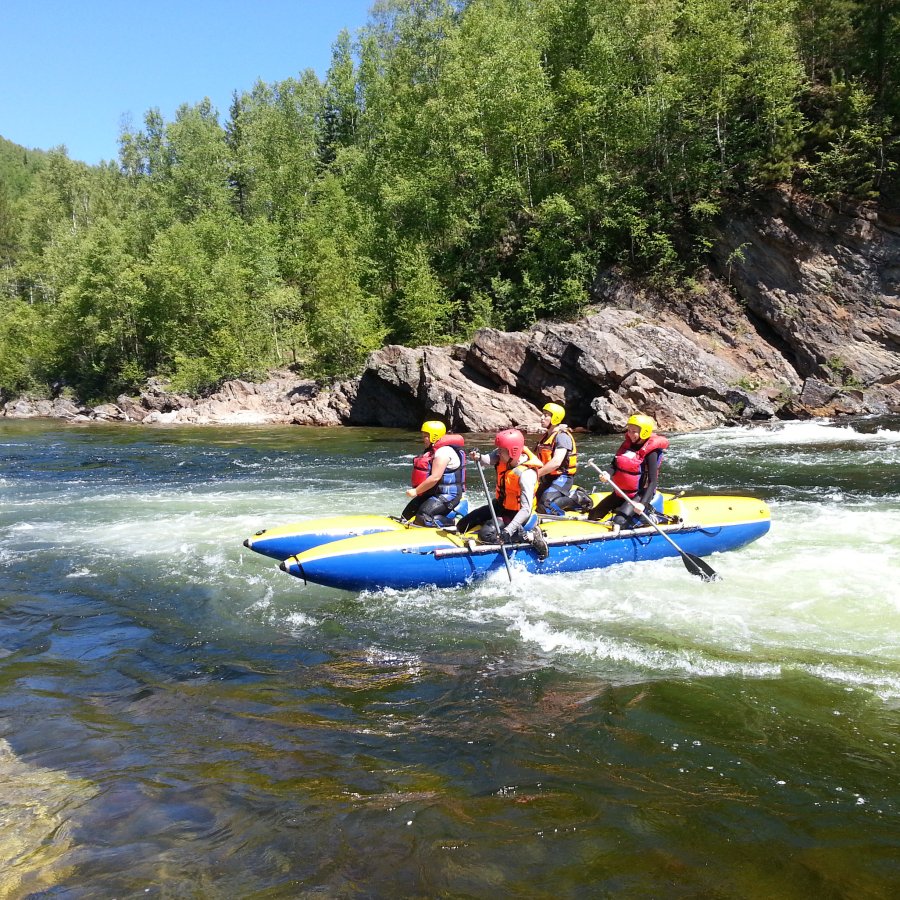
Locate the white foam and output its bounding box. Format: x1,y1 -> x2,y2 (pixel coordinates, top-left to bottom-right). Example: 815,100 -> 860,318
4,423 -> 899,698
681,420 -> 900,447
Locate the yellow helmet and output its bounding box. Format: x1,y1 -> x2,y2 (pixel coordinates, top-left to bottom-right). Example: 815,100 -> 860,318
627,413 -> 655,441
421,420 -> 447,443
542,402 -> 565,426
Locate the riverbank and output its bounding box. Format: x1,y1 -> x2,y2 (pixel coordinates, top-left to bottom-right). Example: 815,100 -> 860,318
3,189 -> 898,433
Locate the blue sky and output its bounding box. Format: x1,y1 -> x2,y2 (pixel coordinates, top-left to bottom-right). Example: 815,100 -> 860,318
1,0 -> 373,165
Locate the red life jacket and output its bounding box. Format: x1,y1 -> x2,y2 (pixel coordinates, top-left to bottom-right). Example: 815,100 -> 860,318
610,434 -> 669,497
496,447 -> 542,513
411,434 -> 466,495
611,451 -> 642,497
615,433 -> 669,464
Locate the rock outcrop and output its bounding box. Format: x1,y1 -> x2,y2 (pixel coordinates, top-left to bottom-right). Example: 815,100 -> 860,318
3,188 -> 898,432
709,188 -> 899,414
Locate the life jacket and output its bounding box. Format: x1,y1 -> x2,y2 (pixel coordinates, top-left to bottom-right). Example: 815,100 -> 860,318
496,447 -> 542,513
411,434 -> 466,499
610,451 -> 642,497
611,433 -> 669,495
535,425 -> 577,476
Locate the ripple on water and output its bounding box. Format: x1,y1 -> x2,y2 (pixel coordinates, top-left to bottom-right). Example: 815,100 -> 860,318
2,420 -> 900,895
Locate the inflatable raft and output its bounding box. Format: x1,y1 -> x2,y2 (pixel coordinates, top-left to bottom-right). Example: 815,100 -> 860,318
245,494 -> 770,592
244,514 -> 412,561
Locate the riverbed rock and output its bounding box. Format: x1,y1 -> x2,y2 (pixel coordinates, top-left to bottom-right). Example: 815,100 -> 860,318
91,403 -> 123,421
345,344 -> 542,431
116,395 -> 150,422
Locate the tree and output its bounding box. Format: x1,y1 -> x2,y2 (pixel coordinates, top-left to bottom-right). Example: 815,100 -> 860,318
289,174 -> 386,377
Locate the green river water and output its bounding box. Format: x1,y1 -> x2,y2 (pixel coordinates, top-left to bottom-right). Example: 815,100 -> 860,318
1,417 -> 898,898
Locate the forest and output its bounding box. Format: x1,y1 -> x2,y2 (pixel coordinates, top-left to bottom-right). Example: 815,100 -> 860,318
0,0 -> 897,401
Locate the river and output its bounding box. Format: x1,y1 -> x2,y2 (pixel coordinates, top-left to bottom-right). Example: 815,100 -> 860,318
1,417 -> 898,897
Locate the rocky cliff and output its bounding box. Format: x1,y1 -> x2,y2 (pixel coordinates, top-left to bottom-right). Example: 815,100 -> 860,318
4,189 -> 898,432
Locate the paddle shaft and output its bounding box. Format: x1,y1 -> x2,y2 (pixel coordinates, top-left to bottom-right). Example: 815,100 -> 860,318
586,459 -> 719,581
474,454 -> 514,582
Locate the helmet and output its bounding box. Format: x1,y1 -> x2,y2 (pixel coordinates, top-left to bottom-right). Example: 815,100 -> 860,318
495,428 -> 525,460
627,413 -> 655,441
421,420 -> 447,443
542,402 -> 565,427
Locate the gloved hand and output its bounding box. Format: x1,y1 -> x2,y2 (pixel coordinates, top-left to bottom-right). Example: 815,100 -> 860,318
501,527 -> 517,544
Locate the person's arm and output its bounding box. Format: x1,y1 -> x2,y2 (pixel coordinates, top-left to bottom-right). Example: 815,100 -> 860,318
636,451 -> 661,508
504,469 -> 537,534
597,457 -> 615,483
536,446 -> 567,478
405,452 -> 449,498
469,448 -> 497,468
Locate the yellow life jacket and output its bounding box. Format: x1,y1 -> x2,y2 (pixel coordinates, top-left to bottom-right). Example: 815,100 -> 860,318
535,425 -> 577,476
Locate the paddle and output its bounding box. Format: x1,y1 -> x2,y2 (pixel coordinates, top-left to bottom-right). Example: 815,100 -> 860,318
473,452 -> 514,582
586,459 -> 720,582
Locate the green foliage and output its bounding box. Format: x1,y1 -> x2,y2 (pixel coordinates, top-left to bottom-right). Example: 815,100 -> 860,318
0,297 -> 53,397
390,243 -> 454,345
0,136 -> 47,264
141,214 -> 280,391
228,73 -> 325,225
0,135 -> 47,201
0,0 -> 897,401
516,194 -> 593,323
289,174 -> 386,378
801,80 -> 896,198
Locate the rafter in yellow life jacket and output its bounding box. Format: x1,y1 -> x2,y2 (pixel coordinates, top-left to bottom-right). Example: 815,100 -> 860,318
535,425 -> 577,476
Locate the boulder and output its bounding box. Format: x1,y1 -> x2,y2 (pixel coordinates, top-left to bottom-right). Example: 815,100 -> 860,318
116,395 -> 150,422
711,188 -> 900,410
91,403 -> 123,421
346,345 -> 541,431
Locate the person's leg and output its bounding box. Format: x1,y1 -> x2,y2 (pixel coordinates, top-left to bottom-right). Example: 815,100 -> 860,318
556,485 -> 593,512
456,504 -> 493,535
522,516 -> 550,560
538,485 -> 569,516
413,496 -> 451,527
587,492 -> 619,522
401,495 -> 423,522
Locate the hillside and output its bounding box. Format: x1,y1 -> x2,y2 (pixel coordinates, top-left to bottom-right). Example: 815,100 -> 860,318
0,135 -> 47,200
0,0 -> 897,415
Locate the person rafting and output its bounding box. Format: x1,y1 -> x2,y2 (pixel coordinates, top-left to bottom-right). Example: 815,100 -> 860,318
456,428 -> 550,560
587,413 -> 670,533
533,401 -> 578,515
402,420 -> 468,526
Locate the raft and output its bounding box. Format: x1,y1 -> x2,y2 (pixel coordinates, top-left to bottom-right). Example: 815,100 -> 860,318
244,514 -> 411,561
246,494 -> 770,592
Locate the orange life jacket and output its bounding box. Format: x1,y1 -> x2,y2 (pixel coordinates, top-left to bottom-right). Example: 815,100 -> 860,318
496,447 -> 542,513
535,425 -> 577,476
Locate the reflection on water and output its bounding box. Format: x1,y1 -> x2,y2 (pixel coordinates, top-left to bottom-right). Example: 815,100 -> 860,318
1,418 -> 899,896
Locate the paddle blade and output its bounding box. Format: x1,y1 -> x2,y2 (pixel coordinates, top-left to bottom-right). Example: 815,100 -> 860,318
682,552 -> 721,582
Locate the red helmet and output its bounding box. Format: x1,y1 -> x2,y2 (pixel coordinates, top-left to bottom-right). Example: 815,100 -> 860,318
495,428 -> 525,459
